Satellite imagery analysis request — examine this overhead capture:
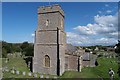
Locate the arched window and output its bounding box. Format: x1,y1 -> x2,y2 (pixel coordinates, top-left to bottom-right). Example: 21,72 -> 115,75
45,55 -> 50,67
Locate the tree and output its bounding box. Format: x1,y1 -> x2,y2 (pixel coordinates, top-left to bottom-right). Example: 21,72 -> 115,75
20,42 -> 34,56
2,41 -> 12,53
2,48 -> 7,58
20,42 -> 29,54
20,42 -> 29,50
24,45 -> 34,56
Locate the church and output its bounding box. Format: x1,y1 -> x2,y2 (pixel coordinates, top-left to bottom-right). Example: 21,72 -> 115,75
33,4 -> 96,76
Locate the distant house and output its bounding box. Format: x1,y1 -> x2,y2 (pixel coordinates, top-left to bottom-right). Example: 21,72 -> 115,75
106,47 -> 115,51
95,47 -> 99,51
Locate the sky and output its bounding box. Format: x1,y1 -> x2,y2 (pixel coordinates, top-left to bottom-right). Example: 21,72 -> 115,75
2,2 -> 119,46
1,0 -> 120,2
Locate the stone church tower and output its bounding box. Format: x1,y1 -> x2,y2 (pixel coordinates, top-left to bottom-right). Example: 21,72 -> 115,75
33,4 -> 66,76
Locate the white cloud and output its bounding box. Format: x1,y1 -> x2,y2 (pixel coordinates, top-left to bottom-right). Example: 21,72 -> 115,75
96,37 -> 117,45
66,32 -> 117,46
105,4 -> 109,7
66,32 -> 89,46
73,24 -> 96,35
31,33 -> 35,37
68,14 -> 118,46
106,10 -> 112,13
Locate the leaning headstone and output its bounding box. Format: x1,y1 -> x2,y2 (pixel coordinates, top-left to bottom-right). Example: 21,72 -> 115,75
22,71 -> 26,76
11,70 -> 15,74
28,72 -> 32,76
16,70 -> 20,75
110,56 -> 111,58
40,75 -> 43,78
54,76 -> 57,79
46,75 -> 49,78
2,68 -> 5,72
5,58 -> 8,63
2,69 -> 4,72
28,61 -> 31,68
5,69 -> 9,72
5,67 -> 8,69
34,73 -> 38,78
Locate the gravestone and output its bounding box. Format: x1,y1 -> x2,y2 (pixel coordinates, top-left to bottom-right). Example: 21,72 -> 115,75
28,61 -> 31,68
22,71 -> 26,76
2,68 -> 5,72
11,70 -> 15,74
16,70 -> 20,75
5,58 -> 8,63
5,69 -> 9,72
110,56 -> 112,58
5,66 -> 8,69
4,67 -> 8,72
28,72 -> 32,76
12,67 -> 15,70
46,75 -> 49,78
40,75 -> 43,78
54,76 -> 57,79
34,73 -> 38,78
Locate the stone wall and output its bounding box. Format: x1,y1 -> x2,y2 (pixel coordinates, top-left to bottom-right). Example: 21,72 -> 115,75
65,54 -> 78,71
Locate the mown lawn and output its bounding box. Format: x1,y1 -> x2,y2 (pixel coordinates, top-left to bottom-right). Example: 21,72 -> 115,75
0,58 -> 2,78
0,58 -> 2,68
2,56 -> 119,79
2,57 -> 30,78
2,57 -> 57,78
61,57 -> 119,79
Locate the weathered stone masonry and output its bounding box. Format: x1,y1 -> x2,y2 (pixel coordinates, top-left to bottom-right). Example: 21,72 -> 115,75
33,4 -> 66,76
32,4 -> 92,76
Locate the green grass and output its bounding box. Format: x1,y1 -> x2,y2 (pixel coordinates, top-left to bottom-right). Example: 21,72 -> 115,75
61,57 -> 118,78
2,57 -> 57,78
2,56 -> 119,78
94,57 -> 118,78
2,57 -> 30,78
0,58 -> 2,78
0,58 -> 2,68
2,57 -> 29,72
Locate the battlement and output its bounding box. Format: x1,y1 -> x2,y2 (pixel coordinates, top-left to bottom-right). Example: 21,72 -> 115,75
38,4 -> 64,17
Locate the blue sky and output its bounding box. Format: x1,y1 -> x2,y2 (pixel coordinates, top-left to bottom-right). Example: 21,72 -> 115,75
2,2 -> 118,46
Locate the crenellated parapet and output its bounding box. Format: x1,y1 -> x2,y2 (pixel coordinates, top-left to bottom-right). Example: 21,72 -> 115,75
38,4 -> 64,17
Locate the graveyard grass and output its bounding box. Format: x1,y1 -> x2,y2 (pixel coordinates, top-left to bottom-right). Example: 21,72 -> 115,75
2,56 -> 119,78
0,58 -> 2,78
2,57 -> 31,78
61,57 -> 118,78
2,57 -> 57,78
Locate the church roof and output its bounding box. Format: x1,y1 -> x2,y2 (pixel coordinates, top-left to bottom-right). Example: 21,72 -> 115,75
65,44 -> 78,55
82,52 -> 91,61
